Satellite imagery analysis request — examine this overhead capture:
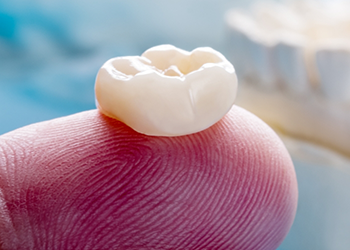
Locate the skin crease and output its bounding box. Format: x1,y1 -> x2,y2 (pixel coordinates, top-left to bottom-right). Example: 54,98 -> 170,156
0,106 -> 298,250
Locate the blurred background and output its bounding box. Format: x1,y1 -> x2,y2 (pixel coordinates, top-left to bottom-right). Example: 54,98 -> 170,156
1,0 -> 350,249
0,0 -> 254,133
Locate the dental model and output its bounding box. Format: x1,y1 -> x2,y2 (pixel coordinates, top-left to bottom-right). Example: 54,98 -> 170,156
95,45 -> 237,136
226,0 -> 350,156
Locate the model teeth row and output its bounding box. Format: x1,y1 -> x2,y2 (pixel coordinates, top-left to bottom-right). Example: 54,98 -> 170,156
226,0 -> 350,103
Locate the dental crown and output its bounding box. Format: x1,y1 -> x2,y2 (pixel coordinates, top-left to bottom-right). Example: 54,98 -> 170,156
95,45 -> 238,136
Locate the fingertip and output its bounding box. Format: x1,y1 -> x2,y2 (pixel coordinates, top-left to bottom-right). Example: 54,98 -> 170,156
0,107 -> 297,249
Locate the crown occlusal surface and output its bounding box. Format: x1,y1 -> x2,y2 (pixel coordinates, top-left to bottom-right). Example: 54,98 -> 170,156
95,45 -> 238,136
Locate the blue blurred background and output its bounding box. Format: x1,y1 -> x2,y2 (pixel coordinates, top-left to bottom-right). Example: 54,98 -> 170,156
0,0 -> 254,134
1,1 -> 350,250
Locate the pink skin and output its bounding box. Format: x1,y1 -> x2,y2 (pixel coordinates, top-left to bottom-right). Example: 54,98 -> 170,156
0,106 -> 297,250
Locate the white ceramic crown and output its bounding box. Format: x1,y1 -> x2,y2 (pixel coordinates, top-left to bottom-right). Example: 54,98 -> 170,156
95,45 -> 238,136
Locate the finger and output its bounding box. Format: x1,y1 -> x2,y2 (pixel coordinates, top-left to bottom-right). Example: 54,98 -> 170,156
0,106 -> 297,250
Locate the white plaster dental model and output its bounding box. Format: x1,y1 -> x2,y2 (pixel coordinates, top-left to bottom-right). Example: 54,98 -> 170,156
95,45 -> 237,136
226,0 -> 350,156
